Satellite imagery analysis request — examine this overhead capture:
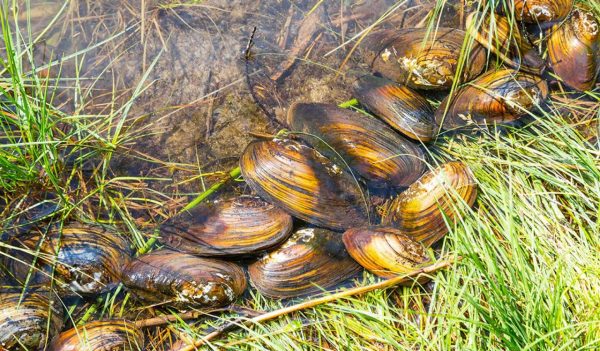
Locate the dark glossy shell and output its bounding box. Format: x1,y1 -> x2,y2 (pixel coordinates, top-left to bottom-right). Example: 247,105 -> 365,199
240,138 -> 370,231
122,248 -> 247,309
0,290 -> 64,350
343,227 -> 431,279
548,6 -> 600,91
435,69 -> 548,129
466,11 -> 545,74
353,75 -> 436,142
248,227 -> 362,298
5,223 -> 132,297
49,320 -> 144,351
160,196 -> 293,257
287,102 -> 426,189
499,0 -> 573,23
381,162 -> 477,247
368,28 -> 487,90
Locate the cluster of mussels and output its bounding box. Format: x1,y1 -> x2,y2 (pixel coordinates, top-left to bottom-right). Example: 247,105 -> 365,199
1,1 -> 598,350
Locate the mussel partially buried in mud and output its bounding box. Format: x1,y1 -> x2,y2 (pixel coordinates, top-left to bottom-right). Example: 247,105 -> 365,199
367,27 -> 487,90
4,223 -> 132,297
435,69 -> 549,129
122,248 -> 246,309
381,161 -> 478,247
248,227 -> 362,299
0,290 -> 64,350
160,195 -> 293,257
547,5 -> 600,91
49,320 -> 144,351
240,137 -> 370,231
287,102 -> 426,189
343,227 -> 432,280
352,75 -> 437,142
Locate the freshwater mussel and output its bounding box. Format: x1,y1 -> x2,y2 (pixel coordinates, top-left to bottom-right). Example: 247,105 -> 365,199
122,248 -> 246,309
160,195 -> 293,257
287,102 -> 426,189
435,69 -> 549,129
240,137 -> 370,231
0,290 -> 64,350
343,227 -> 431,280
368,28 -> 487,90
248,227 -> 362,299
547,5 -> 600,91
497,0 -> 573,24
381,161 -> 477,247
5,223 -> 132,297
49,320 -> 144,351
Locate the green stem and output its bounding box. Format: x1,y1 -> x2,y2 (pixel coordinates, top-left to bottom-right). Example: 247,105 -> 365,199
181,166 -> 242,212
337,98 -> 358,109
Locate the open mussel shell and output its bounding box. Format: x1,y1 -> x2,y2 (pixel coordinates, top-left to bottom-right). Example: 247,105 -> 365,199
240,137 -> 370,231
343,227 -> 431,279
435,69 -> 548,129
466,11 -> 545,74
352,75 -> 436,142
5,223 -> 132,297
0,290 -> 64,350
122,248 -> 246,309
248,227 -> 362,299
498,0 -> 573,23
49,320 -> 144,351
381,162 -> 477,247
160,195 -> 293,257
547,5 -> 600,91
368,28 -> 486,90
287,102 -> 426,189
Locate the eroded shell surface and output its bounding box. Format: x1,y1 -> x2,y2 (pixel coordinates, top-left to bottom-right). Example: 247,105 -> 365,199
248,227 -> 362,298
368,28 -> 487,90
343,227 -> 431,279
547,5 -> 600,91
49,320 -> 144,351
240,138 -> 370,231
160,195 -> 293,257
122,248 -> 247,309
435,69 -> 548,129
287,102 -> 426,189
353,75 -> 436,142
499,0 -> 573,23
381,161 -> 478,247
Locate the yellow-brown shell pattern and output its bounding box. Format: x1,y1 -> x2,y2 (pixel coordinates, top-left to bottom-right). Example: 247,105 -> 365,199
49,320 -> 144,351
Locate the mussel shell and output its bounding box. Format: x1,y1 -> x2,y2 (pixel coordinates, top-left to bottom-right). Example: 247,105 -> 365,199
547,6 -> 600,91
381,162 -> 477,247
352,75 -> 436,142
49,320 -> 144,351
0,290 -> 64,350
435,69 -> 548,129
466,11 -> 545,74
343,227 -> 431,279
499,0 -> 573,23
368,28 -> 487,90
160,196 -> 293,257
287,102 -> 426,189
240,138 -> 370,231
248,227 -> 362,298
5,223 -> 132,297
122,248 -> 246,309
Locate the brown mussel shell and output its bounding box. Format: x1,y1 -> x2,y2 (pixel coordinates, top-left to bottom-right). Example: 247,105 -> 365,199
381,162 -> 477,247
160,195 -> 293,257
5,223 -> 132,297
0,290 -> 64,350
353,75 -> 436,142
368,28 -> 486,90
287,102 -> 426,189
49,320 -> 144,351
248,227 -> 362,299
548,6 -> 600,91
122,248 -> 246,309
240,138 -> 370,231
466,11 -> 545,74
435,69 -> 549,129
343,227 -> 431,279
499,0 -> 573,23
